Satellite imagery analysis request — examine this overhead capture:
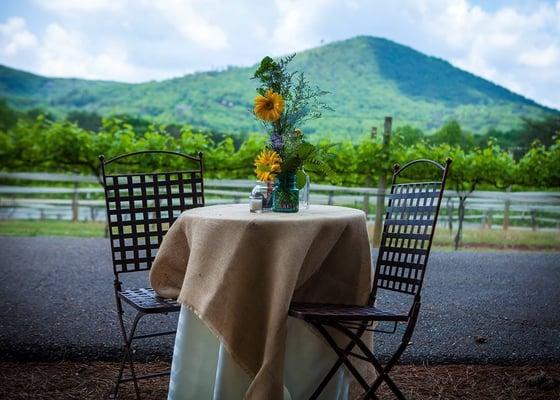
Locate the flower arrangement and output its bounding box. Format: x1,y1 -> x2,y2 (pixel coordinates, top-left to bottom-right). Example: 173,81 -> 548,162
252,54 -> 331,212
254,148 -> 282,182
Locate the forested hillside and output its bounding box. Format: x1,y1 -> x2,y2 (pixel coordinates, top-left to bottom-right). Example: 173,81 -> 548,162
0,36 -> 556,138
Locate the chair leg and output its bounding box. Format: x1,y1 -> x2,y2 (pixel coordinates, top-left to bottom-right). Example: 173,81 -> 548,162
308,324 -> 369,400
362,340 -> 408,399
113,308 -> 144,400
329,323 -> 407,400
362,306 -> 420,399
308,356 -> 344,400
112,309 -> 128,398
312,323 -> 378,399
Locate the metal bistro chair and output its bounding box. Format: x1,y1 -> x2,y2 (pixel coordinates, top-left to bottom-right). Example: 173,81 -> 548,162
289,158 -> 452,400
99,150 -> 205,399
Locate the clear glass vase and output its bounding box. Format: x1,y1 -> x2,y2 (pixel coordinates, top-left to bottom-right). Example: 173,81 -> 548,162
272,174 -> 299,213
299,170 -> 310,209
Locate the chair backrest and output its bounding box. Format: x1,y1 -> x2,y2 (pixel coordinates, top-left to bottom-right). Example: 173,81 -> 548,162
370,158 -> 451,304
99,150 -> 204,277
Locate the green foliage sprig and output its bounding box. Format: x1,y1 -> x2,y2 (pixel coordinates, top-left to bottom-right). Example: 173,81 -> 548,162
252,55 -> 332,186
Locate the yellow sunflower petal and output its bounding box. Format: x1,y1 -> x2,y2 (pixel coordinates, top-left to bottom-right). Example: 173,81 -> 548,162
254,149 -> 282,182
254,90 -> 284,122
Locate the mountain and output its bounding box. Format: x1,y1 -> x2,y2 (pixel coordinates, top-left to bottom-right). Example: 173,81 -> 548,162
0,36 -> 556,137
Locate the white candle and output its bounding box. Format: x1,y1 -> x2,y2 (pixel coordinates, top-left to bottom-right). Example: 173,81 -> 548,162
249,198 -> 262,212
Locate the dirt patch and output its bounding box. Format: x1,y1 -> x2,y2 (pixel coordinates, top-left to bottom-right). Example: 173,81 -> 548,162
1,361 -> 559,399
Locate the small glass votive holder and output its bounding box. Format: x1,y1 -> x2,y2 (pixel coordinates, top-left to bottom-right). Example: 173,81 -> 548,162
249,181 -> 273,213
249,195 -> 263,213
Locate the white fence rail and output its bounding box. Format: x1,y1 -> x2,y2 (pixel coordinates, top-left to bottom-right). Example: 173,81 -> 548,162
1,172 -> 559,230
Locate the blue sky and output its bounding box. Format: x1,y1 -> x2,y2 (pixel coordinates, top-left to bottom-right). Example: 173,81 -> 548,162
1,0 -> 559,109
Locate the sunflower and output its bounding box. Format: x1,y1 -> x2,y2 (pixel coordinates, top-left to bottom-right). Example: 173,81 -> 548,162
254,89 -> 284,122
254,149 -> 282,182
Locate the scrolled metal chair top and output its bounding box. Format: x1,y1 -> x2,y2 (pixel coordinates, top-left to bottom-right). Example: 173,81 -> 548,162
99,150 -> 203,166
392,157 -> 452,177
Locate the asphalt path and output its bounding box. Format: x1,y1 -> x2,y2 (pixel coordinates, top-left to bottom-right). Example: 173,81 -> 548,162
0,236 -> 559,364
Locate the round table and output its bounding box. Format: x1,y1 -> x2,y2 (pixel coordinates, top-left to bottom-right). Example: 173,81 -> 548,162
150,204 -> 372,400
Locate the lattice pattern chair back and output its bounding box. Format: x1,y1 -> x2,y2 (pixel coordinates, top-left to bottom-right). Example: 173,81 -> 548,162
372,158 -> 451,301
99,150 -> 204,276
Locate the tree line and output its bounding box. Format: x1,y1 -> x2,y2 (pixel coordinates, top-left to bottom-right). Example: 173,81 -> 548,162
1,99 -> 558,248
1,99 -> 558,190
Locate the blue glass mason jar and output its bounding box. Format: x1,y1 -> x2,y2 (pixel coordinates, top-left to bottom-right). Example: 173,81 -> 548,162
272,173 -> 299,213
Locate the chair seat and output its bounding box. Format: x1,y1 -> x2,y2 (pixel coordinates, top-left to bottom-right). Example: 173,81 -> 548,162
118,287 -> 181,314
289,302 -> 409,322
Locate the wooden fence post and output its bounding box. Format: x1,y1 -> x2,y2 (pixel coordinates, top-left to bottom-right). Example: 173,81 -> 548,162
71,183 -> 79,222
372,117 -> 392,247
446,197 -> 453,233
531,209 -> 537,231
503,186 -> 511,231
363,127 -> 378,216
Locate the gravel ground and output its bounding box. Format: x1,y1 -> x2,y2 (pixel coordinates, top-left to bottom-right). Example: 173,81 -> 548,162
0,236 -> 559,364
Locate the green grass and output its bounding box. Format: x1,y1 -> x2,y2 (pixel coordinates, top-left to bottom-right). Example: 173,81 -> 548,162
432,227 -> 560,249
366,223 -> 559,250
0,219 -> 105,237
1,219 -> 558,250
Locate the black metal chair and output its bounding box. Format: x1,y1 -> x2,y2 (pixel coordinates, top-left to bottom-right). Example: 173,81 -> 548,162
289,158 -> 452,400
99,150 -> 205,399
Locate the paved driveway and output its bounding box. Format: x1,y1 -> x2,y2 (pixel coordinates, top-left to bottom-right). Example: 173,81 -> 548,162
0,236 -> 558,364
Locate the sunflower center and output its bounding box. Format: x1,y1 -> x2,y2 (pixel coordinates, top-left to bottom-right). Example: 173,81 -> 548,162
265,100 -> 275,110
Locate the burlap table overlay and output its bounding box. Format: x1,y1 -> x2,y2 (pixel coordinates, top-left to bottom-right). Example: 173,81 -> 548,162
150,204 -> 372,400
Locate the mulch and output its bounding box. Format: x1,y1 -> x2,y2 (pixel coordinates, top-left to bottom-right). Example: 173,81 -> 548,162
1,361 -> 559,399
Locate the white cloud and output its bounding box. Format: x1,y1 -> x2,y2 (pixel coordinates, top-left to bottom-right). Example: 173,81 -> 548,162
271,0 -> 331,53
0,17 -> 38,57
150,0 -> 228,50
36,0 -> 228,50
0,18 -> 180,81
0,0 -> 559,108
34,0 -> 125,14
410,0 -> 560,107
518,46 -> 558,68
38,24 -> 86,77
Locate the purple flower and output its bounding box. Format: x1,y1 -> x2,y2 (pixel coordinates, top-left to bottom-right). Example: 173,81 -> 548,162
271,133 -> 283,151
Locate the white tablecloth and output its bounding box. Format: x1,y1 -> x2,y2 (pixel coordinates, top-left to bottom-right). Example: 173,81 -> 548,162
151,204 -> 372,399
168,306 -> 351,400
